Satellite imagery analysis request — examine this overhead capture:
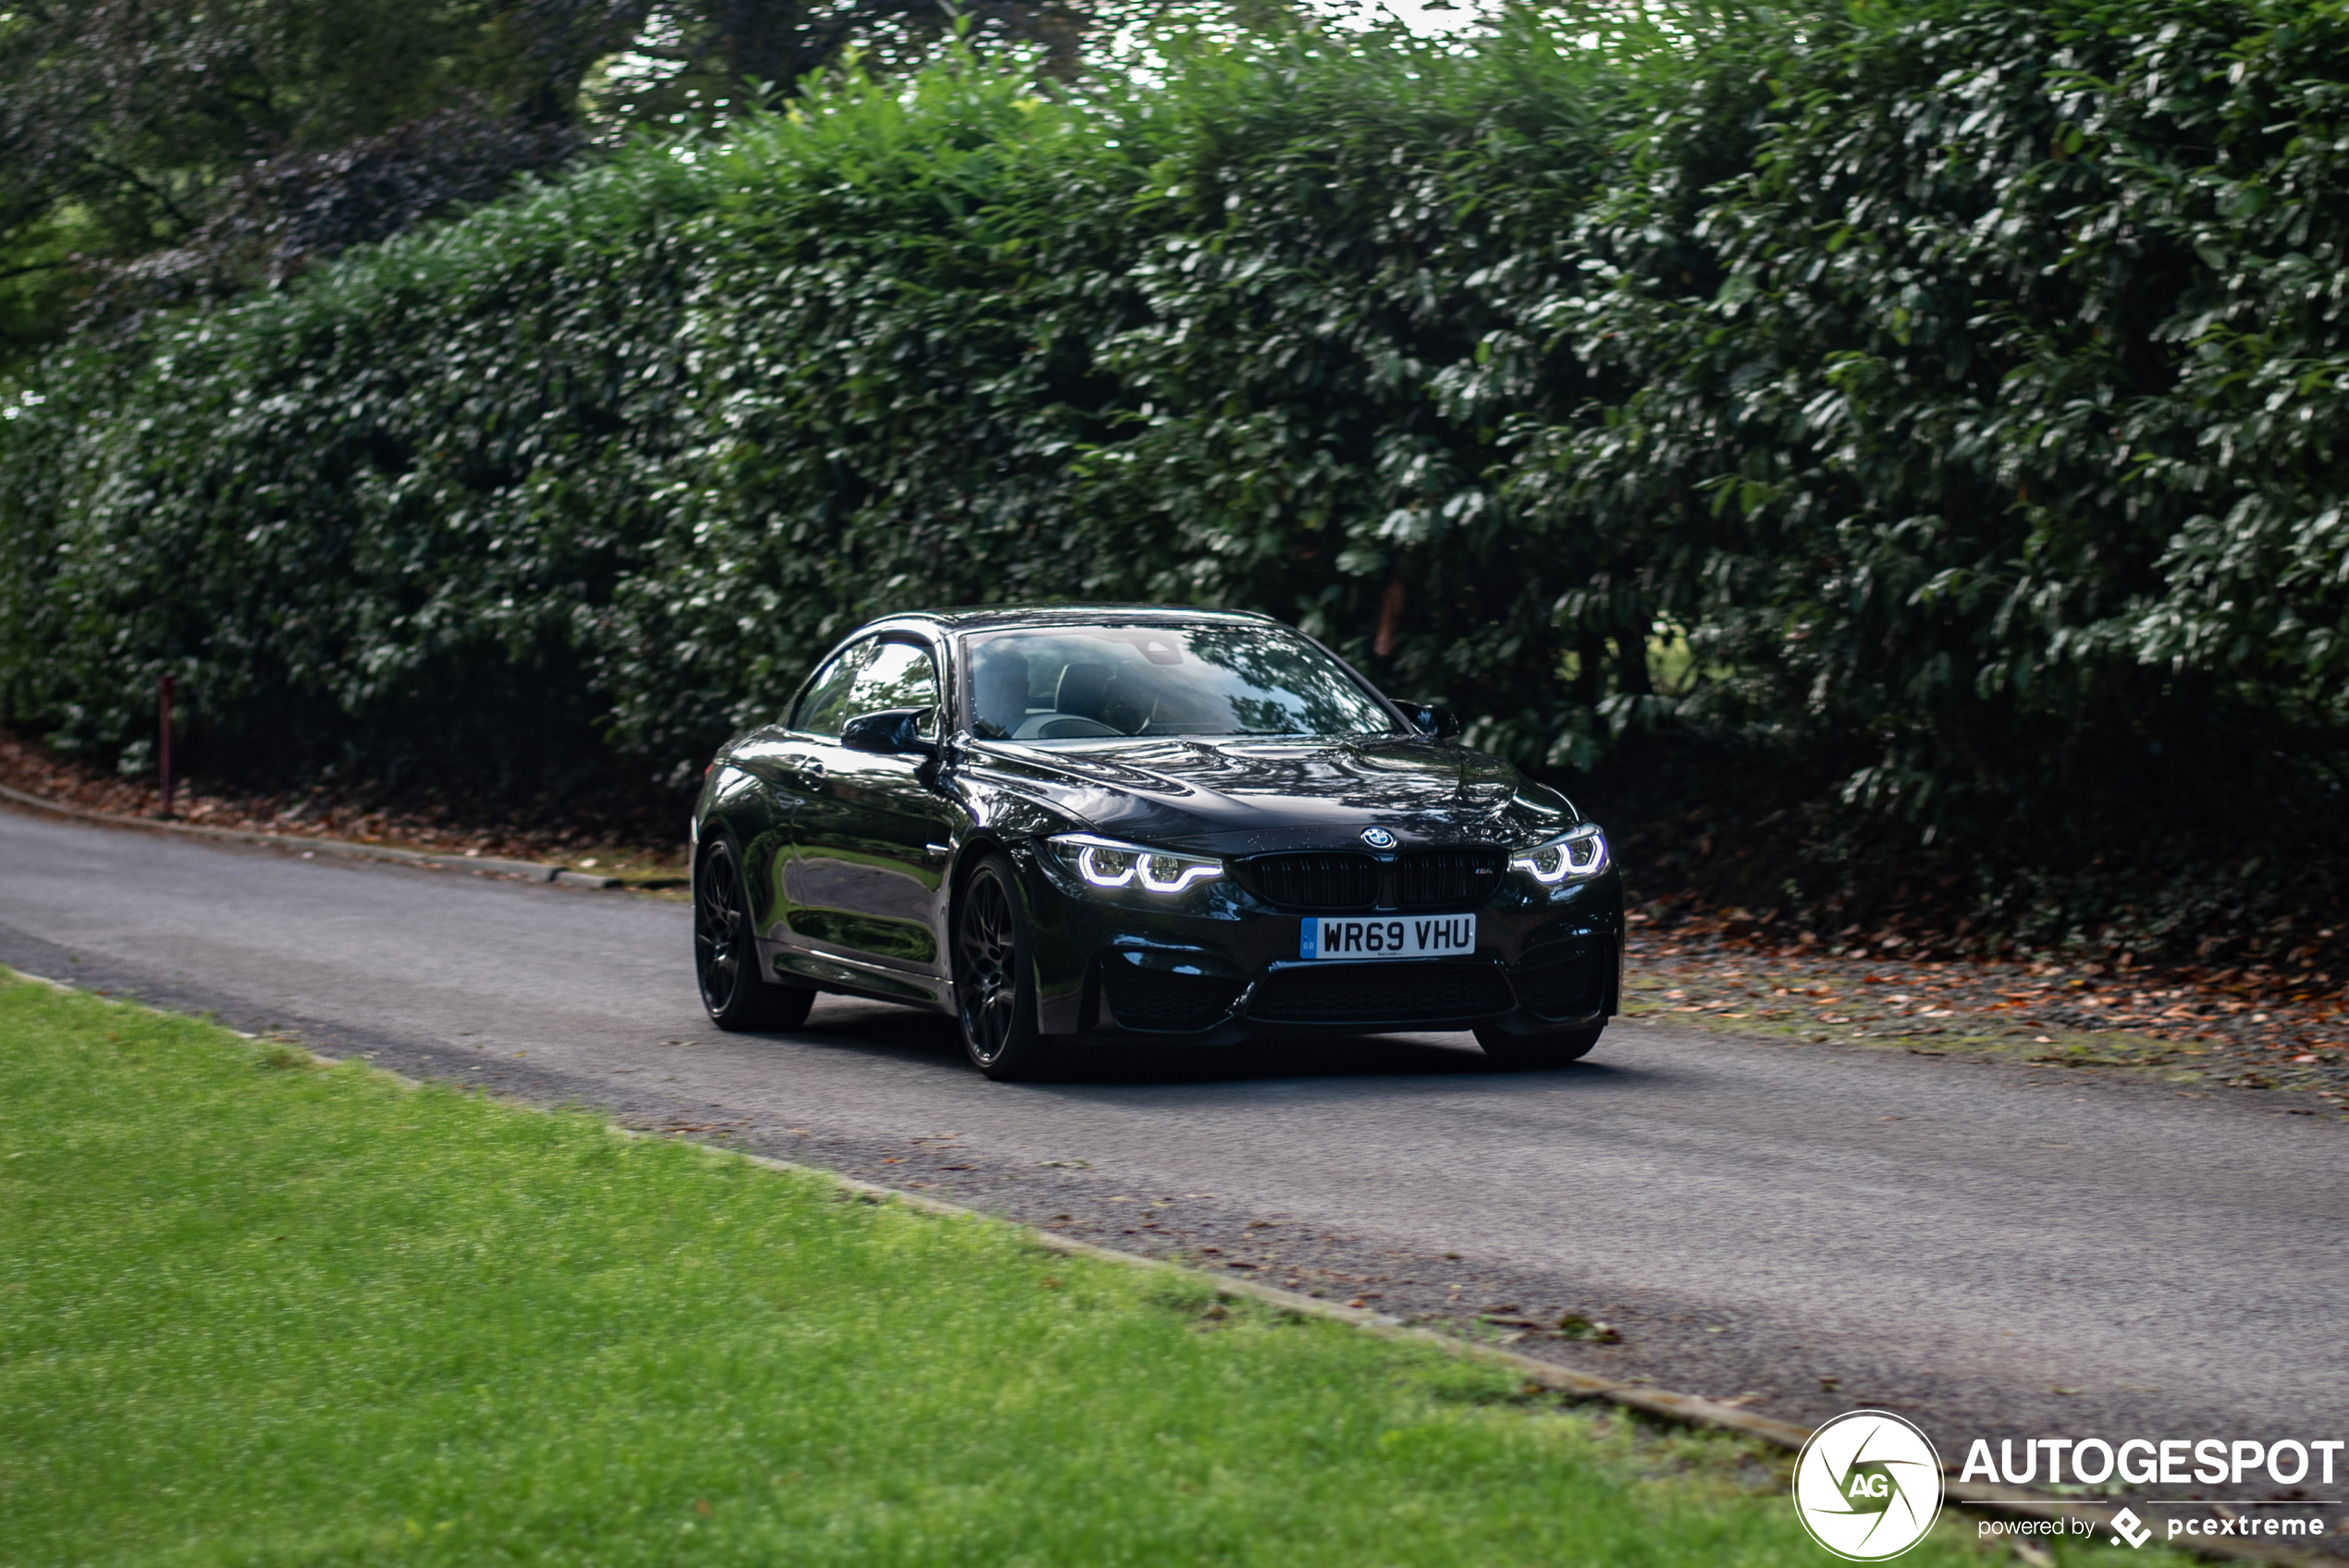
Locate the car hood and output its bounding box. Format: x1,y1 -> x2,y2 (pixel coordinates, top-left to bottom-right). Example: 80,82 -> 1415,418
960,734 -> 1580,855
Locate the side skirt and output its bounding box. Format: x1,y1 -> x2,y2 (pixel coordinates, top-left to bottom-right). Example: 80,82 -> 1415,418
757,938 -> 955,1013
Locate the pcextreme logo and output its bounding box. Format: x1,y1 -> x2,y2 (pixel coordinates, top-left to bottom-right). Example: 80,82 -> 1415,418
1792,1410 -> 1947,1561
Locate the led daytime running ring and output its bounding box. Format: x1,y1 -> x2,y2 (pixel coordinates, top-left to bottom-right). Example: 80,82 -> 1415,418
1510,824 -> 1609,885
1053,834 -> 1223,895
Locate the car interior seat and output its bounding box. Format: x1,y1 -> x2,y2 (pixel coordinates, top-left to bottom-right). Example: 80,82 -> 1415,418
1054,662 -> 1115,721
970,652 -> 1033,739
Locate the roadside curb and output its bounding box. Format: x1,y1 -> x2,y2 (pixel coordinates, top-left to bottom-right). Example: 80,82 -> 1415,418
0,778 -> 622,888
2,968 -> 2314,1566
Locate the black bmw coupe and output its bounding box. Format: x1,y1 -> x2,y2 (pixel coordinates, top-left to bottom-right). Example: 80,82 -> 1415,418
691,606 -> 1623,1079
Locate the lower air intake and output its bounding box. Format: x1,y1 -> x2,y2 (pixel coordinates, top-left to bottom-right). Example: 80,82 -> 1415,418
1509,954 -> 1605,1021
1248,962 -> 1513,1024
1102,963 -> 1242,1033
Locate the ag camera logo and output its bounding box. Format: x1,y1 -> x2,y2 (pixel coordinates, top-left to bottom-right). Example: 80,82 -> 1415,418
1792,1410 -> 1946,1560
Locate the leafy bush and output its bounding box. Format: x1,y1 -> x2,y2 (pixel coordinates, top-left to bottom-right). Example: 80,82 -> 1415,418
1546,0 -> 2349,827
1530,0 -> 2349,948
4,3 -> 2346,949
0,24 -> 1640,790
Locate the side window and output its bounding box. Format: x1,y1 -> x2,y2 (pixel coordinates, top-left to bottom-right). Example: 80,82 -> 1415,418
790,640 -> 879,736
849,641 -> 941,736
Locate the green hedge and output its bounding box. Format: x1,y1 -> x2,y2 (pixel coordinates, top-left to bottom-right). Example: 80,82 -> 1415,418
1541,0 -> 2349,857
4,4 -> 2345,939
0,31 -> 1634,795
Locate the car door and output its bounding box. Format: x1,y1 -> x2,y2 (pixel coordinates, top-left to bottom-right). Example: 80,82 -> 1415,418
776,636 -> 958,1000
734,640 -> 877,945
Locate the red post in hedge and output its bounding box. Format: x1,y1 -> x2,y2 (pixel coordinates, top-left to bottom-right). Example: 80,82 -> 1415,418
158,673 -> 175,820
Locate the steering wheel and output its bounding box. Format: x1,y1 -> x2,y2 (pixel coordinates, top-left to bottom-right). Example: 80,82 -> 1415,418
1011,712 -> 1123,740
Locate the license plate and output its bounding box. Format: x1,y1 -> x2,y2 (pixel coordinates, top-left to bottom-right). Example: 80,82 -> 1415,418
1300,914 -> 1478,961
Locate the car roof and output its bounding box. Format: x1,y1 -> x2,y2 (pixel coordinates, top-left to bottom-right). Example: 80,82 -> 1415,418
867,604 -> 1284,635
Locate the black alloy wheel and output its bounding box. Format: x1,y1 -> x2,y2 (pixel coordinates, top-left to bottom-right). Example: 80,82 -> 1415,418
695,839 -> 816,1032
1472,1021 -> 1604,1068
953,851 -> 1057,1080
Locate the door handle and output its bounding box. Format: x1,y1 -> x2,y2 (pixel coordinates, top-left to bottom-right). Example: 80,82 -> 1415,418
757,753 -> 825,790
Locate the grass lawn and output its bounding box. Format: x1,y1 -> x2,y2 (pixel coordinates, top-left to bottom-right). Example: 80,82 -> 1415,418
0,974 -> 2152,1566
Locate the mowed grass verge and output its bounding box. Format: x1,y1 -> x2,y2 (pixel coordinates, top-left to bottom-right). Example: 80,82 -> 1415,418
0,974 -> 2104,1567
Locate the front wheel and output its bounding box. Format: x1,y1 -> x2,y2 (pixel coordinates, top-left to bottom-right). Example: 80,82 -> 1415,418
1473,1021 -> 1603,1068
695,839 -> 816,1032
953,852 -> 1060,1081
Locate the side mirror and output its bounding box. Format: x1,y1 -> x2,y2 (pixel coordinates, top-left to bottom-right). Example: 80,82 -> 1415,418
1401,703 -> 1462,741
841,707 -> 940,759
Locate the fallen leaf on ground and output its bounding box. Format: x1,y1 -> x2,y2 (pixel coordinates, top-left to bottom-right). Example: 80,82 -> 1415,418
1556,1315 -> 1622,1343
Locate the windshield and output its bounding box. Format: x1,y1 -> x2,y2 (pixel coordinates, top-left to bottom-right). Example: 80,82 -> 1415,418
963,624 -> 1400,742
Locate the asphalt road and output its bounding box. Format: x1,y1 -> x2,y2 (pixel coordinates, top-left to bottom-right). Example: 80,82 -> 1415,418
6,803 -> 2343,1488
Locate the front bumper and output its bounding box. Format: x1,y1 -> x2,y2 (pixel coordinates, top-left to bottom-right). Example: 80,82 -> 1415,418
1019,851 -> 1624,1042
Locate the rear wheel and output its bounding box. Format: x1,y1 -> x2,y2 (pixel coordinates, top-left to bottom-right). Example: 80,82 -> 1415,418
1473,1021 -> 1603,1068
695,839 -> 816,1032
953,852 -> 1059,1081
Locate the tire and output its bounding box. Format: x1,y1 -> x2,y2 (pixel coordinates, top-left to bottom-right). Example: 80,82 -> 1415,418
953,851 -> 1060,1081
1473,1021 -> 1604,1068
695,839 -> 817,1032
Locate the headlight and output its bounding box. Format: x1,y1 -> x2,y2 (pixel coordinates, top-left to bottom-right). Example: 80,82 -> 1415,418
1047,833 -> 1222,894
1509,823 -> 1608,885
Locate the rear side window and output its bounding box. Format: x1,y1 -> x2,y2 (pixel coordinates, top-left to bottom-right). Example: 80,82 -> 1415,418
791,640 -> 879,736
850,641 -> 940,736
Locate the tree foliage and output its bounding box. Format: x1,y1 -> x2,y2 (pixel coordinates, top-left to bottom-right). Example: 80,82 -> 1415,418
0,0 -> 1124,374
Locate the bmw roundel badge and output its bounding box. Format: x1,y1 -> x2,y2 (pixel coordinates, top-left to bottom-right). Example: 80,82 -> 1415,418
1360,827 -> 1396,849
